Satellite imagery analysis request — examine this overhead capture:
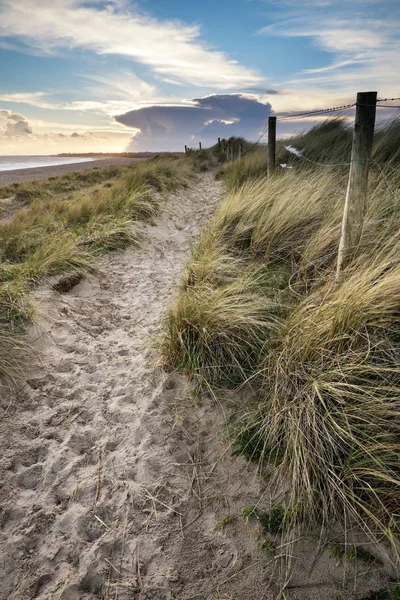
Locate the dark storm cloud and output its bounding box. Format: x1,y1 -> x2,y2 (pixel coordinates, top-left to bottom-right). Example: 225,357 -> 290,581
114,94 -> 272,151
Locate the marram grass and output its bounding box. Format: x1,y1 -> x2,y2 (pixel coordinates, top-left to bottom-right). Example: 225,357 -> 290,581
0,152 -> 208,379
161,121 -> 400,557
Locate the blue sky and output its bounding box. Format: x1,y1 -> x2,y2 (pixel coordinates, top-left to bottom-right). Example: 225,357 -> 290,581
0,0 -> 399,153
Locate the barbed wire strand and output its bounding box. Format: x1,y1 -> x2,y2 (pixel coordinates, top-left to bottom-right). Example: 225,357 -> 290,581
377,162 -> 400,177
285,150 -> 351,168
372,161 -> 399,203
219,93 -> 400,159
277,103 -> 356,121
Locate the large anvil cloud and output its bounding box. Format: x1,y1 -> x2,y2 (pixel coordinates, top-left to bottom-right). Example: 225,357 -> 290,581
114,94 -> 273,151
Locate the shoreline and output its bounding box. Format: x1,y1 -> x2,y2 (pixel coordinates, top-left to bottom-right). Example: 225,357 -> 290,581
0,156 -> 148,187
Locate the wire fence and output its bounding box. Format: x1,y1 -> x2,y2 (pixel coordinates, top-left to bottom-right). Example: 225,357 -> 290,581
185,93 -> 400,165
183,91 -> 400,279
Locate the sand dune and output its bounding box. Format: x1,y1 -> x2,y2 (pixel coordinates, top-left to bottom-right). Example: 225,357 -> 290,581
0,157 -> 148,187
0,173 -> 392,600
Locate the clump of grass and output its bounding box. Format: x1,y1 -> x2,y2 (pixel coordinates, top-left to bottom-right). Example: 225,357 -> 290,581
0,154 -> 199,378
217,515 -> 235,530
359,585 -> 400,600
330,543 -> 381,566
160,118 -> 400,558
217,147 -> 268,190
161,272 -> 285,387
80,216 -> 141,252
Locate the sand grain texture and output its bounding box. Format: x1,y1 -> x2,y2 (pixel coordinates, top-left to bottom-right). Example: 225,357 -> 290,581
0,173 -> 279,600
0,173 -> 392,600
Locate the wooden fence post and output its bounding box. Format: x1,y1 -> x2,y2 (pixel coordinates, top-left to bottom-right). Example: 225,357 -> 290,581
218,137 -> 221,151
199,142 -> 202,150
267,116 -> 276,177
336,91 -> 377,278
185,145 -> 187,154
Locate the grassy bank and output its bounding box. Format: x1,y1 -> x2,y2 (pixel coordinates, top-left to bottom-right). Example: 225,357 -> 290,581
0,153 -> 212,378
160,120 -> 400,559
0,163 -> 126,202
217,117 -> 400,190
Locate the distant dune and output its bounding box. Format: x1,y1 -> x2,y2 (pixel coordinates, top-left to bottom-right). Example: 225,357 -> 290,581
0,156 -> 149,187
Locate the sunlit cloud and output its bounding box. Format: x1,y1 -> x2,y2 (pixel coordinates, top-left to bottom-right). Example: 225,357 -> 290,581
0,0 -> 263,89
114,93 -> 272,151
0,108 -> 132,154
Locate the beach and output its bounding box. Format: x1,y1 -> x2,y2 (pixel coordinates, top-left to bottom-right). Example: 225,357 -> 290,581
0,156 -> 149,187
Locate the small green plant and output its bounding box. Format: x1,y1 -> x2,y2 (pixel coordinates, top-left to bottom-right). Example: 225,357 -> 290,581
217,515 -> 234,531
241,505 -> 287,535
258,506 -> 286,535
231,426 -> 264,462
260,538 -> 276,559
241,505 -> 257,524
359,585 -> 400,600
329,543 -> 381,566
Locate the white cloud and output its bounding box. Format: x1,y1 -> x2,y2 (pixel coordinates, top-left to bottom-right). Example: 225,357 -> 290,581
0,108 -> 33,136
0,0 -> 262,89
0,72 -> 161,118
114,93 -> 272,151
259,4 -> 400,105
0,107 -> 131,154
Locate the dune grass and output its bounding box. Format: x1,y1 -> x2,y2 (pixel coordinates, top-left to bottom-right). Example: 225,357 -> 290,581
218,117 -> 400,191
160,119 -> 400,558
0,163 -> 125,202
0,153 -> 208,379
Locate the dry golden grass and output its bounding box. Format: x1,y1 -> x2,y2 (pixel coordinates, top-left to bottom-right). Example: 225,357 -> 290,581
160,121 -> 400,556
0,153 -> 207,379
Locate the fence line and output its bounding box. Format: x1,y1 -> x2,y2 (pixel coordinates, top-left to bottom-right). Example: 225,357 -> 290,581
277,103 -> 356,121
184,92 -> 400,155
184,90 -> 399,282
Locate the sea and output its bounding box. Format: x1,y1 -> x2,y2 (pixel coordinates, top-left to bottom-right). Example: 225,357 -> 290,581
0,156 -> 95,172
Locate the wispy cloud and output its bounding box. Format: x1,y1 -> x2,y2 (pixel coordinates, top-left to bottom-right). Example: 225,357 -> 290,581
0,0 -> 262,89
259,1 -> 400,103
0,71 -> 162,118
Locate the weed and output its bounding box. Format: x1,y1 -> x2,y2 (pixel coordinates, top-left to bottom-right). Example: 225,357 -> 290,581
359,585 -> 400,600
217,515 -> 234,531
241,505 -> 257,524
260,538 -> 276,559
330,543 -> 381,566
231,426 -> 264,462
259,506 -> 286,535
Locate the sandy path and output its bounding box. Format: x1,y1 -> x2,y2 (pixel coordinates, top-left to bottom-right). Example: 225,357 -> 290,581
0,173 -> 281,600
